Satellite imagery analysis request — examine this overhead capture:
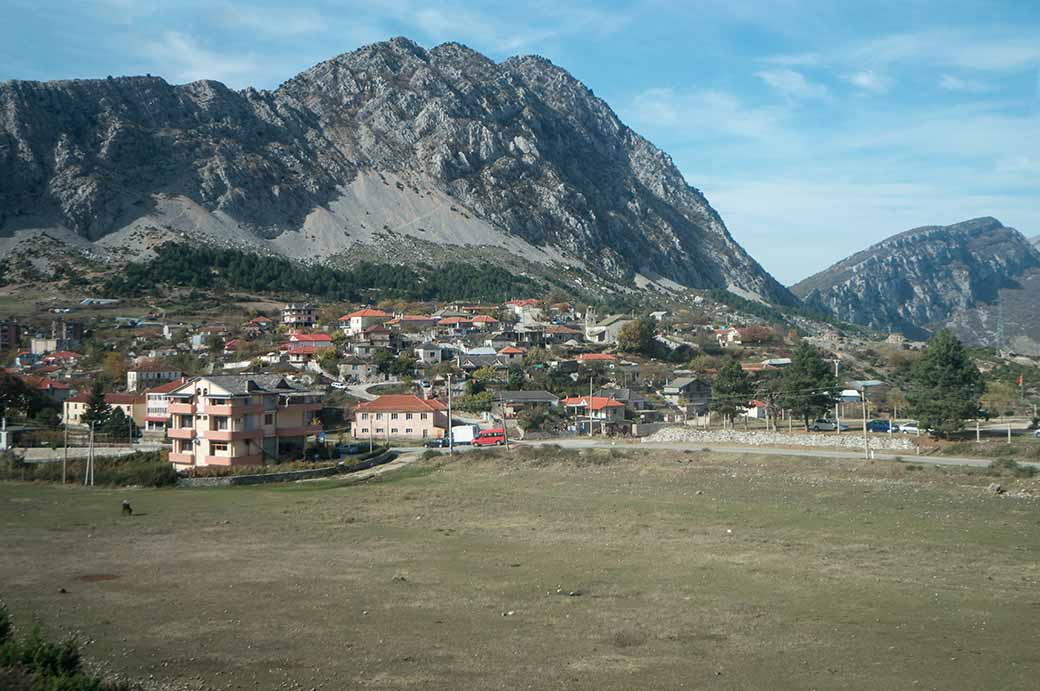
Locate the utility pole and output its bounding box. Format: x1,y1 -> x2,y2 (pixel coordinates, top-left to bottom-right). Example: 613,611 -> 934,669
589,375 -> 594,438
87,421 -> 95,487
834,360 -> 841,434
861,390 -> 869,460
447,373 -> 453,456
62,424 -> 68,485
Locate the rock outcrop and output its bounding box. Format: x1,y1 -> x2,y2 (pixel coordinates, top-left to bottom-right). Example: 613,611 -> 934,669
791,217 -> 1040,349
0,37 -> 794,304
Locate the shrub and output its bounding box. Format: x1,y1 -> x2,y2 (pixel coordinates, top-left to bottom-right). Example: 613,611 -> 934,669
988,457 -> 1038,479
0,452 -> 177,488
0,604 -> 10,645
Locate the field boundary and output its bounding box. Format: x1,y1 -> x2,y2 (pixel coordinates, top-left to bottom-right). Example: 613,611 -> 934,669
177,450 -> 398,487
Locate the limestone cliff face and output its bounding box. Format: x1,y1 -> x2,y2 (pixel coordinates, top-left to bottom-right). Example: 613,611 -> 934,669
0,37 -> 794,304
792,217 -> 1040,342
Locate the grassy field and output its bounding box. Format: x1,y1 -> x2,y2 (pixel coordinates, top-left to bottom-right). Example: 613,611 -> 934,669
2,448 -> 1039,690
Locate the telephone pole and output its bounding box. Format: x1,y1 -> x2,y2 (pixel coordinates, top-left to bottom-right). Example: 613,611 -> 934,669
861,389 -> 869,460
447,373 -> 454,456
62,424 -> 68,485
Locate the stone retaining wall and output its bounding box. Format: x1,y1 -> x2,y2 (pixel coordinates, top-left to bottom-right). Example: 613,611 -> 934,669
642,426 -> 916,451
177,450 -> 397,487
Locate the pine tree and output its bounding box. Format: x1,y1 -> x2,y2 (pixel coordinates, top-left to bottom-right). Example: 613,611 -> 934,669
906,330 -> 983,437
710,360 -> 753,425
80,381 -> 111,428
102,406 -> 136,441
779,341 -> 838,430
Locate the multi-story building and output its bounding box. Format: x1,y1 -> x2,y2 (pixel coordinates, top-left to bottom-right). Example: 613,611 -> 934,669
126,362 -> 183,392
562,395 -> 626,434
0,319 -> 19,351
352,394 -> 448,441
282,303 -> 317,328
51,318 -> 84,343
338,308 -> 391,336
64,393 -> 146,427
142,377 -> 189,434
165,375 -> 323,468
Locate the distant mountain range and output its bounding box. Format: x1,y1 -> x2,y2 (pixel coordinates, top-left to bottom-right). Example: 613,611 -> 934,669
0,37 -> 795,305
792,217 -> 1040,353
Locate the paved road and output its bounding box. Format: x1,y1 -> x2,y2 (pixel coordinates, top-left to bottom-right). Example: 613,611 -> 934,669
345,380 -> 402,401
518,438 -> 1040,470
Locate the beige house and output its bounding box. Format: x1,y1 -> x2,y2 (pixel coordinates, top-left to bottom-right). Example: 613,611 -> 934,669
64,393 -> 146,427
352,394 -> 448,441
126,362 -> 183,392
339,308 -> 391,336
166,375 -> 323,468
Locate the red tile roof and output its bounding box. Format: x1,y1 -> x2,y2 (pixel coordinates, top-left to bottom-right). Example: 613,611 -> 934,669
340,308 -> 391,320
289,333 -> 333,342
562,396 -> 625,411
497,346 -> 525,354
506,299 -> 540,307
144,377 -> 190,395
437,317 -> 472,326
355,394 -> 448,413
67,392 -> 144,405
471,315 -> 499,323
576,353 -> 617,362
15,374 -> 73,391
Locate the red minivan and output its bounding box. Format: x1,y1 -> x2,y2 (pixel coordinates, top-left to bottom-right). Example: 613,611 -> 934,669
473,428 -> 507,447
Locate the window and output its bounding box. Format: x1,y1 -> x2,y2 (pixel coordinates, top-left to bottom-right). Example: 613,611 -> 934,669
360,428 -> 368,434
179,415 -> 192,428
376,413 -> 383,420
391,428 -> 398,434
405,428 -> 412,434
420,413 -> 428,420
213,416 -> 229,430
405,413 -> 413,420
361,412 -> 369,420
211,442 -> 228,454
264,413 -> 274,425
376,428 -> 384,434
391,412 -> 399,420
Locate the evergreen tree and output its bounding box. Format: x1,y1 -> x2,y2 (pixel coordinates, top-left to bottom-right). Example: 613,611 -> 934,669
906,330 -> 984,437
779,341 -> 838,430
101,406 -> 136,441
80,381 -> 111,428
710,360 -> 753,424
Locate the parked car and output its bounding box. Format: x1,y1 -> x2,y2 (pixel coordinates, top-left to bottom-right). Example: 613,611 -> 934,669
330,381 -> 348,390
473,428 -> 507,446
866,419 -> 897,433
423,438 -> 449,448
810,419 -> 849,432
900,421 -> 921,434
336,443 -> 362,455
1033,429 -> 1040,439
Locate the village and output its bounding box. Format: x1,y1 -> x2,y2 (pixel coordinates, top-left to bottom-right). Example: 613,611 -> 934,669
8,288 -> 1028,473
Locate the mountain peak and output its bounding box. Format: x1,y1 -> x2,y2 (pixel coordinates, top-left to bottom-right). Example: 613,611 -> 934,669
0,37 -> 795,305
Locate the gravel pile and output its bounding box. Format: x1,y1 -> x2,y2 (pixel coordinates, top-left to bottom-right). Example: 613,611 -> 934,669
642,426 -> 916,451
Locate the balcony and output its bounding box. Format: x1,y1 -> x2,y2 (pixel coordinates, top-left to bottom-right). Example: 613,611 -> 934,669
168,452 -> 194,465
203,429 -> 263,442
275,424 -> 323,438
169,402 -> 195,415
167,427 -> 194,440
203,403 -> 264,416
285,401 -> 323,412
204,453 -> 263,467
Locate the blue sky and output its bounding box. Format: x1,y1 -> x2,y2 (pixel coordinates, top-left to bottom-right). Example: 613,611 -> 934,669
2,1 -> 1038,284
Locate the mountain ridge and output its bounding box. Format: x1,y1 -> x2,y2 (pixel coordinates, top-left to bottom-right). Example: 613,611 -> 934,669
792,217 -> 1040,351
0,36 -> 795,305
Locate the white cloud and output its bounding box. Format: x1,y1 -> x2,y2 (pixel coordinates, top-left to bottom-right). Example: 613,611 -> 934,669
142,31 -> 260,86
627,87 -> 791,145
755,68 -> 829,100
845,69 -> 890,94
938,73 -> 990,93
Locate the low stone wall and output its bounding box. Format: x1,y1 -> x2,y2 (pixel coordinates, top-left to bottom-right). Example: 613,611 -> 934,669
642,426 -> 916,451
177,450 -> 397,487
22,444 -> 166,462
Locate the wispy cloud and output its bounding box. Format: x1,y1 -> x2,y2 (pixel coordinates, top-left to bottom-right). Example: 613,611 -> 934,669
755,68 -> 829,100
845,69 -> 890,94
938,73 -> 990,93
142,31 -> 260,86
627,87 -> 790,145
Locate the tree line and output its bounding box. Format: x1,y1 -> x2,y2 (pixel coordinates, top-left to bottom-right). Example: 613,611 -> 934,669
102,243 -> 537,303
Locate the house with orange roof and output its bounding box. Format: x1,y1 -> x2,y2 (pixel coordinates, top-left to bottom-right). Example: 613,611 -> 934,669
13,374 -> 76,403
562,395 -> 626,433
575,352 -> 618,364
384,314 -> 438,331
497,345 -> 526,363
339,308 -> 391,336
352,394 -> 448,441
470,314 -> 500,329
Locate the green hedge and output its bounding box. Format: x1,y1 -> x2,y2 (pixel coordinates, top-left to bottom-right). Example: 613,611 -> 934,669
0,452 -> 178,488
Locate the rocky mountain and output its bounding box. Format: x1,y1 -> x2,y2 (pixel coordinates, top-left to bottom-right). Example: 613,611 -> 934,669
792,217 -> 1040,352
0,37 -> 794,304
1032,235 -> 1040,249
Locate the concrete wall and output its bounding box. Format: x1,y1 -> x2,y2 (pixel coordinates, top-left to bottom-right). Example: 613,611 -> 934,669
177,450 -> 397,487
